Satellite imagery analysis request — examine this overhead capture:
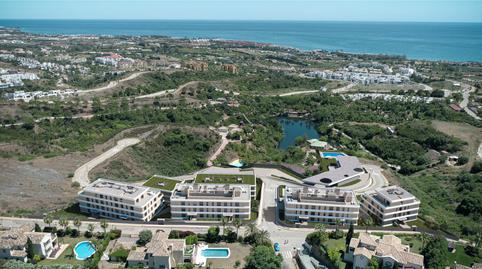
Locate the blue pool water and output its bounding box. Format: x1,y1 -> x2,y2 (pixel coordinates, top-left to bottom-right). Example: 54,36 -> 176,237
201,248 -> 230,258
322,152 -> 346,158
229,159 -> 245,168
74,241 -> 96,260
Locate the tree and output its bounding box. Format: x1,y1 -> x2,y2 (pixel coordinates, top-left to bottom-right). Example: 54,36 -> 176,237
254,229 -> 271,247
233,218 -> 242,237
43,215 -> 53,228
421,235 -> 449,269
26,237 -> 35,260
59,218 -> 69,231
245,245 -> 283,269
306,224 -> 328,251
73,218 -> 82,231
457,156 -> 469,165
221,217 -> 229,236
345,223 -> 354,248
88,223 -> 95,234
207,226 -> 220,243
34,223 -> 42,232
137,230 -> 153,246
327,247 -> 343,268
100,219 -> 109,235
234,260 -> 241,269
420,232 -> 430,250
367,257 -> 379,269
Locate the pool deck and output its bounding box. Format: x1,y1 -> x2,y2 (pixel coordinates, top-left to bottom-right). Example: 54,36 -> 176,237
192,244 -> 231,267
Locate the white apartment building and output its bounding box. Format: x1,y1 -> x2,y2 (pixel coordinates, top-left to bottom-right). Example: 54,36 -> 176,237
284,187 -> 360,225
0,224 -> 58,262
360,186 -> 420,227
78,179 -> 164,222
195,167 -> 257,198
170,183 -> 251,220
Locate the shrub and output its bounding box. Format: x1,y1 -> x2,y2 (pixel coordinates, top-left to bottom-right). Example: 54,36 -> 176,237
70,229 -> 79,237
169,230 -> 180,239
84,231 -> 93,238
110,247 -> 129,262
470,160 -> 482,173
56,229 -> 65,237
110,229 -> 122,239
185,235 -> 198,245
137,230 -> 153,246
457,156 -> 469,165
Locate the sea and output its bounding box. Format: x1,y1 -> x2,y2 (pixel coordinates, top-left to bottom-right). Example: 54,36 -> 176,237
1,20 -> 482,62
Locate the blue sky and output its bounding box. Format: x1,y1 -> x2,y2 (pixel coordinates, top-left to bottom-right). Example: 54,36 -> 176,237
1,0 -> 481,22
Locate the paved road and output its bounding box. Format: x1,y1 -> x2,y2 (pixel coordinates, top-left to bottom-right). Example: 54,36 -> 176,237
79,71 -> 149,94
448,79 -> 480,121
72,138 -> 141,187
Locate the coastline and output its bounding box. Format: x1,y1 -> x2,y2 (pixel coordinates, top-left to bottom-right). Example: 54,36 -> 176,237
1,19 -> 482,62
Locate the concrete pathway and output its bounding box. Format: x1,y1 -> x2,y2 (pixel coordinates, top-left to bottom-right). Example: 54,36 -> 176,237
207,133 -> 229,166
72,138 -> 141,187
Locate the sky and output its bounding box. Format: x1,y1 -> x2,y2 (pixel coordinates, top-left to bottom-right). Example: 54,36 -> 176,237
1,0 -> 482,22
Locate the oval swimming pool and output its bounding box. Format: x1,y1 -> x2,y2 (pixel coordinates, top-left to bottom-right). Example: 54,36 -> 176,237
201,248 -> 230,258
74,241 -> 96,260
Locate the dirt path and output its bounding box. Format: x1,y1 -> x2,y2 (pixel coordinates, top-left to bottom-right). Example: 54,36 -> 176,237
134,80 -> 199,99
207,133 -> 229,166
79,71 -> 150,94
277,90 -> 319,97
73,138 -> 141,187
330,83 -> 356,93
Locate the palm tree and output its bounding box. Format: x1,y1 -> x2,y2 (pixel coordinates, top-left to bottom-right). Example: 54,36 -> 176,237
59,218 -> 69,231
87,223 -> 95,234
100,219 -> 109,236
43,215 -> 53,229
221,217 -> 229,236
420,232 -> 430,249
233,218 -> 242,237
73,218 -> 82,232
255,229 -> 271,246
245,222 -> 258,237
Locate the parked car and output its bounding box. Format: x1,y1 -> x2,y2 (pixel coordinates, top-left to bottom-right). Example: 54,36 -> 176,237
274,242 -> 281,252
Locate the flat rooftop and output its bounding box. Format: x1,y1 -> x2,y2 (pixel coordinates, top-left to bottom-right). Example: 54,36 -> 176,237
195,167 -> 255,185
375,186 -> 416,202
172,183 -> 251,201
143,176 -> 179,191
82,179 -> 160,203
286,186 -> 358,206
302,156 -> 364,186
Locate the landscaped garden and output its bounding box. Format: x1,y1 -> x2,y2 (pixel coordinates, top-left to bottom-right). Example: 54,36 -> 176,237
195,173 -> 256,185
143,176 -> 179,191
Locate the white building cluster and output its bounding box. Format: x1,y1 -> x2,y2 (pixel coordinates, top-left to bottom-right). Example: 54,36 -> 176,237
307,70 -> 409,85
95,53 -> 135,68
0,71 -> 39,88
4,89 -> 78,102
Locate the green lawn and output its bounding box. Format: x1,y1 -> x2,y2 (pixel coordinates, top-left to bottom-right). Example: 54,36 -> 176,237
320,158 -> 337,172
143,176 -> 179,191
195,173 -> 255,185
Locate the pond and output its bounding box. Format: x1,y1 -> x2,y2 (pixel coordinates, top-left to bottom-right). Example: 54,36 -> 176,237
278,117 -> 319,150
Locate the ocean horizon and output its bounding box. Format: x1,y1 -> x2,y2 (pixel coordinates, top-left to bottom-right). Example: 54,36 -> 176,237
1,19 -> 482,62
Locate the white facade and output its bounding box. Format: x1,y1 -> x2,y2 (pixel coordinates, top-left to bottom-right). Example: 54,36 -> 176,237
284,187 -> 359,225
79,179 -> 164,221
360,186 -> 420,227
0,225 -> 58,262
170,183 -> 251,220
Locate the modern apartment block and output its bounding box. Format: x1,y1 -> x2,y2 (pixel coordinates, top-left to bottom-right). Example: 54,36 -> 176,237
78,179 -> 164,221
360,186 -> 420,227
170,183 -> 251,220
0,224 -> 58,262
195,167 -> 257,198
284,187 -> 360,225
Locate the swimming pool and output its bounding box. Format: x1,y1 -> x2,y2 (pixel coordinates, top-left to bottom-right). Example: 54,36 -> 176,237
74,241 -> 96,260
229,159 -> 244,168
201,248 -> 230,258
322,152 -> 346,158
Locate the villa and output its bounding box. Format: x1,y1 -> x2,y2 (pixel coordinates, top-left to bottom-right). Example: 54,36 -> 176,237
170,183 -> 251,220
345,232 -> 424,269
78,179 -> 164,222
127,230 -> 186,269
284,187 -> 359,225
360,186 -> 420,227
0,224 -> 59,262
303,156 -> 365,187
307,139 -> 328,150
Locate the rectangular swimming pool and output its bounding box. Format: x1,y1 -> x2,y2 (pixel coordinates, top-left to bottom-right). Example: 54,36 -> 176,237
322,152 -> 347,158
201,248 -> 230,258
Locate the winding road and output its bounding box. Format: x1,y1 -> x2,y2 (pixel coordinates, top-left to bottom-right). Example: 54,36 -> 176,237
72,138 -> 141,187
79,71 -> 150,94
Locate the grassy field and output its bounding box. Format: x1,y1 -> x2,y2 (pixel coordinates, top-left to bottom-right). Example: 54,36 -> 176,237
205,242 -> 251,269
143,176 -> 179,191
319,158 -> 337,172
195,173 -> 256,185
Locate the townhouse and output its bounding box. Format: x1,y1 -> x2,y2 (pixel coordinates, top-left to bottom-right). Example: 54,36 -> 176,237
0,224 -> 58,262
